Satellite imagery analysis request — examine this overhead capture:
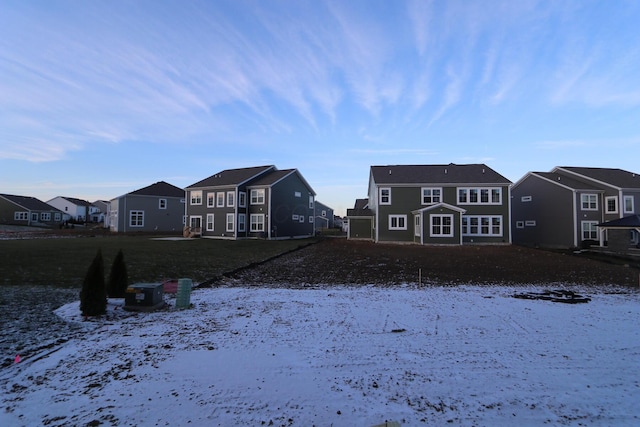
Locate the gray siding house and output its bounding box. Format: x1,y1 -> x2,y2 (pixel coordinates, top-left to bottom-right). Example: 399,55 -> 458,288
0,194 -> 64,227
512,166 -> 640,249
185,165 -> 316,240
109,181 -> 185,233
360,164 -> 512,245
314,201 -> 334,230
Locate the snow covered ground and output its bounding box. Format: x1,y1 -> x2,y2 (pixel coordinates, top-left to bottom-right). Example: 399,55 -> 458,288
1,285 -> 639,426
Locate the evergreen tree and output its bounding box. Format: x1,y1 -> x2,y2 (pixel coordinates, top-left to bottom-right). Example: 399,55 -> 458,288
80,249 -> 107,316
107,249 -> 129,298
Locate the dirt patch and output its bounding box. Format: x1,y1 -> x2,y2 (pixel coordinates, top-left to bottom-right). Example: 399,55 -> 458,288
222,238 -> 640,287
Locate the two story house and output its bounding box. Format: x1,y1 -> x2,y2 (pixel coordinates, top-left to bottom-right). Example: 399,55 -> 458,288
0,194 -> 64,227
314,200 -> 334,231
346,198 -> 373,239
185,165 -> 316,240
512,166 -> 640,249
109,181 -> 185,233
354,164 -> 512,245
46,196 -> 98,223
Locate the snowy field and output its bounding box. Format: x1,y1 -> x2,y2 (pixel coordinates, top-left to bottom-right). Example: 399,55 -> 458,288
1,285 -> 639,427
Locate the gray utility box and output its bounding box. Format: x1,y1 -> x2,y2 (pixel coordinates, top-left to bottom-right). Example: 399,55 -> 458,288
124,283 -> 164,311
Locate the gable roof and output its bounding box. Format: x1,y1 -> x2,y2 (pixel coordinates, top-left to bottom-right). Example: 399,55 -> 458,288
249,169 -> 316,195
555,167 -> 640,189
0,194 -> 62,212
530,172 -> 601,191
186,165 -> 275,189
598,215 -> 640,228
347,198 -> 372,217
61,196 -> 93,207
129,181 -> 185,198
371,164 -> 511,185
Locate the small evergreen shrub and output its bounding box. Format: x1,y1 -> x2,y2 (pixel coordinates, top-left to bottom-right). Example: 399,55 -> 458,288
107,249 -> 129,298
80,249 -> 107,316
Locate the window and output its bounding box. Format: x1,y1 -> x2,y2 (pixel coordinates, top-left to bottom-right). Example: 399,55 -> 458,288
299,216 -> 304,223
581,194 -> 597,211
525,220 -> 536,226
421,188 -> 441,204
54,213 -> 61,222
380,188 -> 391,205
41,212 -> 51,221
321,210 -> 326,217
521,196 -> 532,202
516,221 -> 524,228
216,192 -> 225,207
190,191 -> 202,205
462,216 -> 502,236
292,214 -> 299,221
581,221 -> 598,240
31,213 -> 38,221
129,210 -> 144,227
14,212 -> 28,220
251,189 -> 265,205
605,196 -> 618,214
206,214 -> 214,231
250,214 -> 265,232
190,216 -> 201,230
238,214 -> 246,232
182,215 -> 186,225
388,214 -> 407,230
207,193 -> 215,208
227,191 -> 235,207
414,215 -> 420,236
458,187 -> 502,205
624,196 -> 634,214
226,213 -> 234,232
431,214 -> 453,237
239,192 -> 246,207
309,216 -> 313,223
295,191 -> 301,197
159,199 -> 167,210
309,195 -> 314,209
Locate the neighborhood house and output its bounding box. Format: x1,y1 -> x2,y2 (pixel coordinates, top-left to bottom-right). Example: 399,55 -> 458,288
185,165 -> 316,240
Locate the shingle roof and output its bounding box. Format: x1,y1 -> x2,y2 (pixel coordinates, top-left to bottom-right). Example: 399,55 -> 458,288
186,165 -> 275,189
557,167 -> 640,189
598,215 -> 640,227
248,168 -> 316,195
0,194 -> 61,212
62,196 -> 93,207
371,164 -> 511,185
129,181 -> 185,197
532,172 -> 600,190
346,198 -> 372,216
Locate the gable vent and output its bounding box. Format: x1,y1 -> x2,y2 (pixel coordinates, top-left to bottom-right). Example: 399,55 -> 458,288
444,168 -> 448,174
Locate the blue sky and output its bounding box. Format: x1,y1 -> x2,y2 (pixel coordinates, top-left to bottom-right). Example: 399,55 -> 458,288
1,0 -> 639,216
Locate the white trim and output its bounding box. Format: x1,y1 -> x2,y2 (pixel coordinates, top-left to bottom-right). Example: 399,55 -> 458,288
388,214 -> 407,230
580,193 -> 598,211
605,196 -> 618,214
190,190 -> 203,205
421,187 -> 442,205
379,187 -> 391,205
226,213 -> 234,232
226,191 -> 235,207
623,195 -> 634,214
430,214 -> 454,237
206,214 -> 214,231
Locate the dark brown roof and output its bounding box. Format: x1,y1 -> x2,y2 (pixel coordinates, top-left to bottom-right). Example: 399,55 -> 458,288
129,181 -> 185,198
347,207 -> 373,217
557,167 -> 640,189
0,194 -> 62,212
186,165 -> 275,189
371,164 -> 511,185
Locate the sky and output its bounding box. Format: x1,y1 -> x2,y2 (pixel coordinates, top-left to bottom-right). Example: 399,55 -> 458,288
1,0 -> 640,216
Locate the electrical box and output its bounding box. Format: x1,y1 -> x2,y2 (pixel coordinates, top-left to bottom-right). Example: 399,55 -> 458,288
124,283 -> 164,311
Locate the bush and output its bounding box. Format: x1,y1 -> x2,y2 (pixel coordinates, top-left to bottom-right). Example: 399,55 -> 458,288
107,249 -> 129,298
80,249 -> 107,316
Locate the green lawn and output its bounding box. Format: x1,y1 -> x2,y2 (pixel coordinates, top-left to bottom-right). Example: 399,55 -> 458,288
0,236 -> 317,287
